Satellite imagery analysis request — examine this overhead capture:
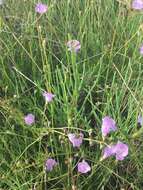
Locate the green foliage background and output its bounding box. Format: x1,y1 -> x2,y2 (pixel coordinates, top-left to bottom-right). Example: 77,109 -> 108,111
0,0 -> 143,189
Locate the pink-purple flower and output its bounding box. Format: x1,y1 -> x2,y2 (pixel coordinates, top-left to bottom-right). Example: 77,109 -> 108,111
114,141 -> 129,160
139,44 -> 143,55
45,158 -> 57,171
103,141 -> 129,161
67,40 -> 81,53
24,113 -> 35,125
42,91 -> 55,103
35,3 -> 48,14
102,145 -> 116,159
77,160 -> 91,174
101,116 -> 117,137
132,0 -> 143,10
68,133 -> 84,148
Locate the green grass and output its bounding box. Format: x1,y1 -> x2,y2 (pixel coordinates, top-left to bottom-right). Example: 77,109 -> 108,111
1,0 -> 143,189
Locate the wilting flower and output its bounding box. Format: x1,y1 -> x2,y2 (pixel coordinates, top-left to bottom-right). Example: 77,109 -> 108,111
67,40 -> 81,53
42,91 -> 55,103
139,44 -> 143,55
45,158 -> 57,171
103,141 -> 128,161
77,160 -> 91,174
101,116 -> 117,137
24,113 -> 35,125
132,0 -> 143,10
138,114 -> 143,125
35,3 -> 48,14
68,133 -> 84,148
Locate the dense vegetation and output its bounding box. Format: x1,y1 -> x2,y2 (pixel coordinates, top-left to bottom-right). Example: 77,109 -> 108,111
1,0 -> 143,189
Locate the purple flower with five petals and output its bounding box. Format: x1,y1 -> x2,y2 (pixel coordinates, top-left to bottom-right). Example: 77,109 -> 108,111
45,158 -> 57,171
77,160 -> 91,174
24,113 -> 35,125
42,91 -> 55,103
35,3 -> 48,14
68,133 -> 84,148
101,116 -> 117,137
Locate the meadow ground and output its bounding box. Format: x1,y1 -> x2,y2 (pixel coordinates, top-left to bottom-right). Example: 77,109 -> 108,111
1,0 -> 143,189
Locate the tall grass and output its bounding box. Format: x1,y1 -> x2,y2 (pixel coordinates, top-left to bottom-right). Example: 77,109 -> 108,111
1,0 -> 143,189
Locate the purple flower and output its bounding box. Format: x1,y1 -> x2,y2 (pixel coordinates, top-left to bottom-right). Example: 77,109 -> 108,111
77,160 -> 91,174
103,145 -> 116,159
42,91 -> 55,103
103,141 -> 128,161
139,45 -> 143,55
67,40 -> 81,53
68,133 -> 84,148
101,116 -> 117,137
138,114 -> 143,125
45,158 -> 57,171
24,113 -> 35,125
35,3 -> 48,14
114,141 -> 129,161
132,0 -> 143,10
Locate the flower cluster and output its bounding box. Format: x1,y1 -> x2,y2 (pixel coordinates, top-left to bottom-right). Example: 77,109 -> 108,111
23,1 -> 138,175
103,141 -> 129,161
24,91 -> 54,125
34,3 -> 81,53
101,116 -> 129,161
